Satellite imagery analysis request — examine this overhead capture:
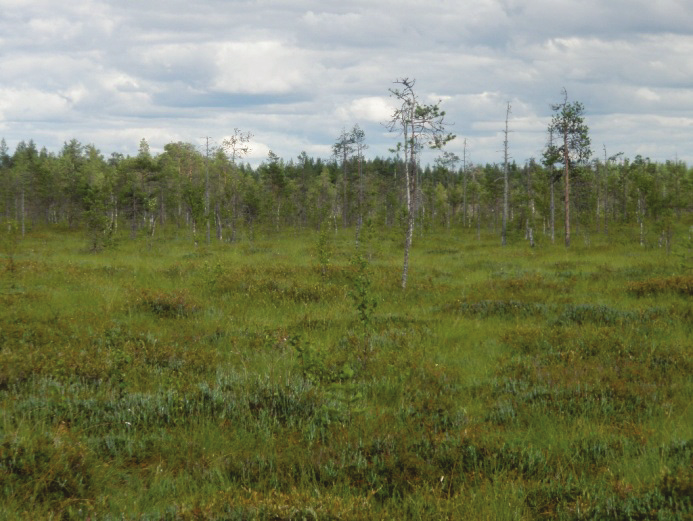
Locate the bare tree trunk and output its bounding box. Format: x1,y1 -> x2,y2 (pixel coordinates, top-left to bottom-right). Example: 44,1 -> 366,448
111,194 -> 118,233
550,175 -> 555,244
402,212 -> 414,289
130,191 -> 137,239
563,129 -> 570,247
603,148 -> 609,236
595,162 -> 601,234
604,185 -> 608,236
637,191 -> 645,246
402,158 -> 418,288
462,138 -> 468,226
357,152 -> 363,239
159,185 -> 165,226
502,103 -> 510,246
526,160 -> 534,247
342,148 -> 348,229
401,128 -> 413,289
203,136 -> 211,244
215,202 -> 222,241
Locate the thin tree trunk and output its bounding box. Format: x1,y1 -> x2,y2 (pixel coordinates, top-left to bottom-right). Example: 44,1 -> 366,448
357,152 -> 363,239
526,161 -> 534,247
604,183 -> 608,235
595,162 -> 601,234
550,175 -> 555,244
402,211 -> 414,289
638,191 -> 645,246
216,202 -> 222,241
130,189 -> 137,239
401,130 -> 413,289
563,129 -> 570,247
462,138 -> 468,226
204,138 -> 211,244
342,148 -> 348,229
502,103 -> 510,246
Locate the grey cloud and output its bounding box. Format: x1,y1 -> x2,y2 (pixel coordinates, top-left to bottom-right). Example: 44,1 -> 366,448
0,0 -> 691,164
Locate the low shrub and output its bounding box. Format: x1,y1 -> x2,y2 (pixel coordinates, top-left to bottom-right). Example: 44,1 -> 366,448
627,275 -> 693,297
136,289 -> 200,318
445,299 -> 548,318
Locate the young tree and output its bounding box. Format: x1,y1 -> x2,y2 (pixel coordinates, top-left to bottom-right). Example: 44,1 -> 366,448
545,89 -> 591,247
387,78 -> 454,288
434,151 -> 460,228
261,151 -> 286,231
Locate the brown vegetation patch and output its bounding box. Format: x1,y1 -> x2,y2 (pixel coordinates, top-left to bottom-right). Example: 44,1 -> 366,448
627,275 -> 693,297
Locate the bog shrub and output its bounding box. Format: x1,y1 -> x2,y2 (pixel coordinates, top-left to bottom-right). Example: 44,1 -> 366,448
136,289 -> 200,318
627,276 -> 693,297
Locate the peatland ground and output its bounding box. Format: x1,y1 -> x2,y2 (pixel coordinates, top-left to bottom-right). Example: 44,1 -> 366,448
0,223 -> 691,520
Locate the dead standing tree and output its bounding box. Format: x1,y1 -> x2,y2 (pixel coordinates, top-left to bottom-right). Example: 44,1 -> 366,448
387,78 -> 454,289
502,102 -> 511,246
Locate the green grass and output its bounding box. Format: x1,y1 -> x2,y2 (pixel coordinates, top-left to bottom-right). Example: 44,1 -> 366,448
0,225 -> 691,520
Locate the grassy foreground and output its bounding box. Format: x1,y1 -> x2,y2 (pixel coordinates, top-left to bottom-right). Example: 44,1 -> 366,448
1,225 -> 691,520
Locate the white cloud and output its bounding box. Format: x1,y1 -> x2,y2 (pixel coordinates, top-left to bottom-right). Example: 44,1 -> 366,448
0,0 -> 690,164
213,41 -> 318,94
336,97 -> 396,123
27,17 -> 83,41
0,88 -> 71,121
636,88 -> 661,103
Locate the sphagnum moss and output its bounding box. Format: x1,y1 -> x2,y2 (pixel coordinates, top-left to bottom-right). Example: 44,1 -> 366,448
0,226 -> 690,519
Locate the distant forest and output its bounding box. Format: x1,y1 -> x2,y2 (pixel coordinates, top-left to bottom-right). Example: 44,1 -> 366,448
1,135 -> 691,250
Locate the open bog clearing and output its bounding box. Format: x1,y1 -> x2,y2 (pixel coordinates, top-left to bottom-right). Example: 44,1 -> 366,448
1,227 -> 691,520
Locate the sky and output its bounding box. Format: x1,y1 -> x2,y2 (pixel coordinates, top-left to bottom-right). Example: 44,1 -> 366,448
1,0 -> 692,167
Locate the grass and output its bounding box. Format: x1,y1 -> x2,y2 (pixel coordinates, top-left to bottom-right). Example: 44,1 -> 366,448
0,224 -> 691,520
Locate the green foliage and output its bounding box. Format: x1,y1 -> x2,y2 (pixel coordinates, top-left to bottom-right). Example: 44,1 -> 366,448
83,184 -> 114,252
546,91 -> 592,168
348,247 -> 377,332
316,221 -> 332,278
135,288 -> 200,317
1,219 -> 21,272
448,299 -> 548,318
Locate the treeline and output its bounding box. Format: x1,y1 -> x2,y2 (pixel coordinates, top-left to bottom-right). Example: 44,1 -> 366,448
1,136 -> 691,250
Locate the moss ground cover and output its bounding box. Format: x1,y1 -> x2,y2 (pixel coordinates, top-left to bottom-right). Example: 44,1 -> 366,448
0,226 -> 691,520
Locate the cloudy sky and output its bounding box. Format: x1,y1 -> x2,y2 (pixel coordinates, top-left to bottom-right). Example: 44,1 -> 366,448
1,0 -> 692,167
